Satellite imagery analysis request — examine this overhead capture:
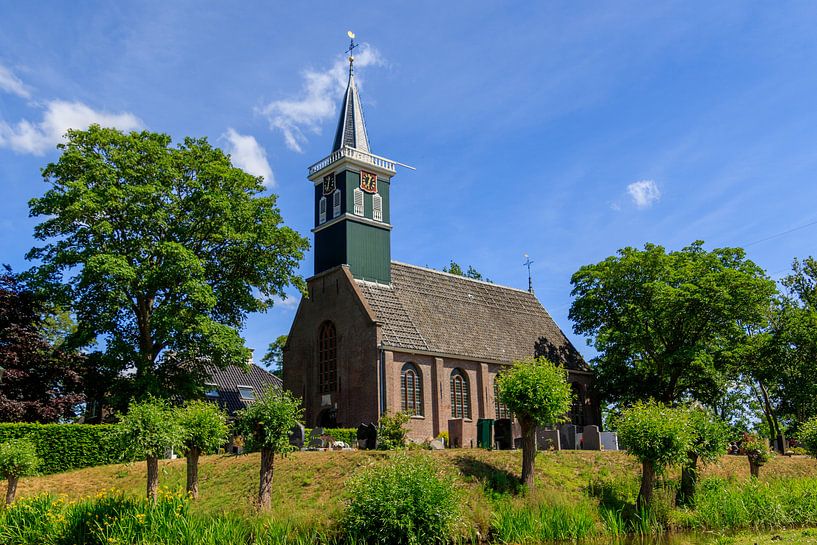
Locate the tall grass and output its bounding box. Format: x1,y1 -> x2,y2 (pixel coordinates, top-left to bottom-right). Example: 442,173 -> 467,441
490,498 -> 597,543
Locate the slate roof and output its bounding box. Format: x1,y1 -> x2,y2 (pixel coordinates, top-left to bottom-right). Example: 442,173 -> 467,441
332,72 -> 370,153
204,363 -> 282,415
356,262 -> 589,371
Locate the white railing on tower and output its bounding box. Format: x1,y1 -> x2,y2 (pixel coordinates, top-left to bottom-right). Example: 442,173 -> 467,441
308,146 -> 397,176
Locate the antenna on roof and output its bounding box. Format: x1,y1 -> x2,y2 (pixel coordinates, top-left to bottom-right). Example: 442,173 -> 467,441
523,254 -> 534,294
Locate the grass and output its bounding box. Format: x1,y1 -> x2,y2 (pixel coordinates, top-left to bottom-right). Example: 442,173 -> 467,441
4,450 -> 817,543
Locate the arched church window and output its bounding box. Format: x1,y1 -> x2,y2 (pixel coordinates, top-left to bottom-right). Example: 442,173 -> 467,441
372,193 -> 383,222
318,322 -> 337,394
319,196 -> 327,224
332,189 -> 342,218
570,382 -> 585,426
494,379 -> 512,420
353,187 -> 364,216
400,363 -> 422,416
450,369 -> 471,419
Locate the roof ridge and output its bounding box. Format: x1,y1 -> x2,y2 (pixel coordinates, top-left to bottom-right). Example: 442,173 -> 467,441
390,261 -> 534,294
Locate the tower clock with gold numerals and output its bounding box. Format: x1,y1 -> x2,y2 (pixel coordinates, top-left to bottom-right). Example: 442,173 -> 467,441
359,170 -> 377,193
322,173 -> 336,195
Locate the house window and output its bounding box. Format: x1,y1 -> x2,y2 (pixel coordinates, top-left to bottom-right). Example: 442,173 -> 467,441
319,196 -> 327,224
332,189 -> 342,218
204,383 -> 219,398
400,363 -> 423,416
237,385 -> 255,401
318,322 -> 338,394
450,369 -> 470,419
494,380 -> 512,420
353,187 -> 364,216
372,193 -> 383,222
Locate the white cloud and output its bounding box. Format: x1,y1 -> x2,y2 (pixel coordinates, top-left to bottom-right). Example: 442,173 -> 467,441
223,128 -> 275,186
627,179 -> 661,209
0,100 -> 143,155
257,44 -> 384,153
0,63 -> 31,98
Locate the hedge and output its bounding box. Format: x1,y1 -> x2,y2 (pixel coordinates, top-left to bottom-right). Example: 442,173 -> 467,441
304,428 -> 358,447
0,423 -> 122,475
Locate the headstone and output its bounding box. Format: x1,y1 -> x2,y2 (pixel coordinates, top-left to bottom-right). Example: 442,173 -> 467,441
307,426 -> 325,448
536,428 -> 561,451
429,439 -> 445,450
559,424 -> 578,450
494,419 -> 513,450
448,419 -> 464,448
289,423 -> 305,449
583,425 -> 601,450
356,424 -> 369,449
367,423 -> 378,450
600,431 -> 618,451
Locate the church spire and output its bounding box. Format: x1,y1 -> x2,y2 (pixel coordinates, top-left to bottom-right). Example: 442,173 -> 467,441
332,31 -> 370,154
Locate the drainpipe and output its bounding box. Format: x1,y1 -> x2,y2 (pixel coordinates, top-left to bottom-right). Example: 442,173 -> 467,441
378,347 -> 386,418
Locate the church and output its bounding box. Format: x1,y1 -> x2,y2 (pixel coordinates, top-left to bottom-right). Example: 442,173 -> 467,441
283,47 -> 600,445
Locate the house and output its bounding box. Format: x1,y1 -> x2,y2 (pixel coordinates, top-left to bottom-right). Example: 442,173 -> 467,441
203,363 -> 281,416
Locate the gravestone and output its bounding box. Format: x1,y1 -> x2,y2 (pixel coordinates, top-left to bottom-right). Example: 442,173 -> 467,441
559,424 -> 579,450
429,438 -> 445,450
356,424 -> 369,449
600,431 -> 619,451
494,419 -> 513,450
583,425 -> 601,450
307,426 -> 325,448
289,423 -> 305,448
536,428 -> 561,450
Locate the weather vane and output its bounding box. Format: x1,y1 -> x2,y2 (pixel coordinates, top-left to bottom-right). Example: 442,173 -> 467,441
523,254 -> 534,294
345,30 -> 359,74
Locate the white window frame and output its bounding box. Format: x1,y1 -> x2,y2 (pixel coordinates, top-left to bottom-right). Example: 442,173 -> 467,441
204,383 -> 219,398
372,193 -> 383,222
237,385 -> 255,401
353,187 -> 364,216
319,196 -> 327,224
332,189 -> 342,218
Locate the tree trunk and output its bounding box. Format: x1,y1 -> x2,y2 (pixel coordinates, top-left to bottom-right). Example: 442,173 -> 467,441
259,447 -> 274,510
519,418 -> 537,491
638,460 -> 656,509
186,447 -> 200,499
758,381 -> 785,453
5,475 -> 18,506
749,459 -> 760,478
677,452 -> 699,507
146,456 -> 159,501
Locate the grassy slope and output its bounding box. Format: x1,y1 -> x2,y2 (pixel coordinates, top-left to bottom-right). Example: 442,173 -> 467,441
8,450 -> 817,532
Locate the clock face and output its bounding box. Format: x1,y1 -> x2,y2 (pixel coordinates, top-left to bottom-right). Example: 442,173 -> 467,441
322,173 -> 336,195
360,170 -> 377,194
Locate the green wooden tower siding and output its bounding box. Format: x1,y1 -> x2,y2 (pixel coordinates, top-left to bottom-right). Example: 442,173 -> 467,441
313,169 -> 392,284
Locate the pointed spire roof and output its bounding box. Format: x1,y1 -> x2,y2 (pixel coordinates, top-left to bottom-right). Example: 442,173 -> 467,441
332,70 -> 370,154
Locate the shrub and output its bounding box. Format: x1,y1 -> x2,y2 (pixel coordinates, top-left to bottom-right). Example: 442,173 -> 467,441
303,428 -> 357,446
798,417 -> 817,458
342,454 -> 461,544
0,423 -> 119,474
0,438 -> 40,505
377,412 -> 410,450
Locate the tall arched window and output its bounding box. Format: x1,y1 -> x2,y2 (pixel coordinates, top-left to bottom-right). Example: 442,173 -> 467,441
494,379 -> 512,420
400,363 -> 423,416
318,322 -> 337,394
450,369 -> 471,419
570,382 -> 585,426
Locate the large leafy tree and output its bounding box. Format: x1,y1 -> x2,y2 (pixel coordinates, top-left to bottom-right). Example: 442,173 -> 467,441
25,126 -> 308,400
569,242 -> 777,406
0,268 -> 84,422
260,334 -> 287,377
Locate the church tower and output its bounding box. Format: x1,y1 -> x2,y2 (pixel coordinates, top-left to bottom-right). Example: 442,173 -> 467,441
307,40 -> 396,284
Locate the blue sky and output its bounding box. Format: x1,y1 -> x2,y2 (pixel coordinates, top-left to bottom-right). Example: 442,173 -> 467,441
2,2 -> 817,361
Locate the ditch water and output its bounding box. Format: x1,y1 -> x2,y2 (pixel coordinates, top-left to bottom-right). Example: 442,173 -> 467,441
583,533 -> 723,545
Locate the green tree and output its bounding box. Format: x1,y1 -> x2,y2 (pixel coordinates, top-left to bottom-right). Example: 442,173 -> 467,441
798,416 -> 817,458
496,357 -> 572,490
175,400 -> 229,499
569,242 -> 777,406
260,335 -> 288,378
677,407 -> 729,506
114,397 -> 184,501
25,125 -> 308,402
616,401 -> 693,508
0,438 -> 40,505
234,388 -> 303,510
443,260 -> 492,282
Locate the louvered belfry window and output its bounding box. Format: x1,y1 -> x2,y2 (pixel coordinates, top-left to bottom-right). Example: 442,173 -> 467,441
332,189 -> 342,218
400,363 -> 422,416
450,369 -> 470,419
353,187 -> 364,216
318,322 -> 337,394
372,193 -> 383,221
319,196 -> 327,224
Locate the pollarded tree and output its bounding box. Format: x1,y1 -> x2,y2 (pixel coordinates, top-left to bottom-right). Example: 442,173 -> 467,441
743,435 -> 773,478
677,407 -> 729,506
616,401 -> 693,508
0,438 -> 40,505
25,125 -> 309,401
569,242 -> 777,406
175,400 -> 229,499
115,398 -> 184,501
496,357 -> 572,491
235,388 -> 303,510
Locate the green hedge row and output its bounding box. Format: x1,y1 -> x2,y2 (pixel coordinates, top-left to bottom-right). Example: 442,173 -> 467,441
0,423 -> 123,475
304,428 -> 358,447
